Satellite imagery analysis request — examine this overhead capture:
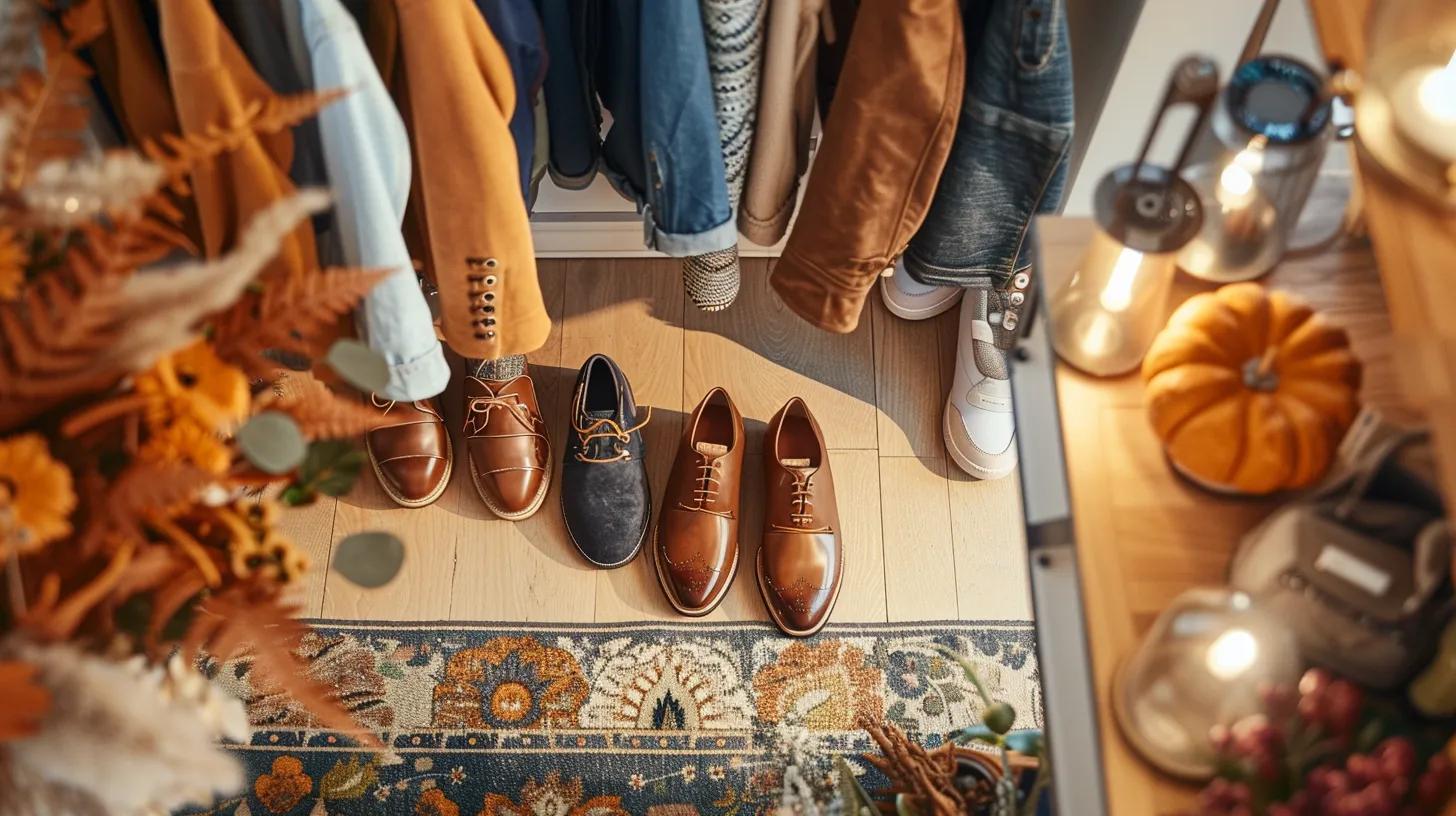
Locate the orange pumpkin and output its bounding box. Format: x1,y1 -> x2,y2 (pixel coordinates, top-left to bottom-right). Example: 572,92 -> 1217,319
1141,283 -> 1362,495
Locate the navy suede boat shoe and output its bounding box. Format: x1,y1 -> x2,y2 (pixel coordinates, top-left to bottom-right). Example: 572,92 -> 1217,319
561,354 -> 652,568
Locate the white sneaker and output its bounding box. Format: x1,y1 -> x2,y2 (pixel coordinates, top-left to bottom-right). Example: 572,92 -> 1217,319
880,257 -> 963,320
943,273 -> 1030,480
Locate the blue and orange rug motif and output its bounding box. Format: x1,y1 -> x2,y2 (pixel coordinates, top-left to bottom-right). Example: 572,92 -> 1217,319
190,619 -> 1041,816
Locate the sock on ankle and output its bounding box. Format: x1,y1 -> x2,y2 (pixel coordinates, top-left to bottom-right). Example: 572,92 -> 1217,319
471,354 -> 526,381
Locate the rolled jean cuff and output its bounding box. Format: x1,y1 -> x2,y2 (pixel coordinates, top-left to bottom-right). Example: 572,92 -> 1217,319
901,252 -> 1020,289
641,207 -> 739,257
378,340 -> 451,402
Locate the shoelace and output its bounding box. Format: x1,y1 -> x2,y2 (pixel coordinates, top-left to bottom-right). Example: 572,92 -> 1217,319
572,406 -> 652,463
464,382 -> 535,436
371,395 -> 438,420
678,457 -> 732,518
770,472 -> 833,533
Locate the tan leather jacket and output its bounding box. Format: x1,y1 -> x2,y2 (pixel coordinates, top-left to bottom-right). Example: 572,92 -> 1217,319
392,0 -> 549,361
770,0 -> 965,333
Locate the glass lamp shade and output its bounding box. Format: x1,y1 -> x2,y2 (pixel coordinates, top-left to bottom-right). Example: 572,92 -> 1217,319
1112,588 -> 1303,781
1049,227 -> 1179,376
1356,0 -> 1456,207
1049,164 -> 1202,377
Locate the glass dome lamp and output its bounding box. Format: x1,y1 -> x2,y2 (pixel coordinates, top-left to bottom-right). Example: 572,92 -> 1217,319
1352,0 -> 1456,208
1049,56 -> 1215,377
1112,588 -> 1304,781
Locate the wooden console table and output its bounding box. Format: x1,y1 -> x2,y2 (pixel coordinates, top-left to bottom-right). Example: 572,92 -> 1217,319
1048,2 -> 1455,810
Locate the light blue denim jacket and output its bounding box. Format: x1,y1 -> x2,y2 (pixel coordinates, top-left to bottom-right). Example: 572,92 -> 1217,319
903,0 -> 1075,288
281,0 -> 450,402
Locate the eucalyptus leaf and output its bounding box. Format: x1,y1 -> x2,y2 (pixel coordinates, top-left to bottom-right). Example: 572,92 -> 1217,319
326,339 -> 390,393
333,531 -> 405,588
302,440 -> 366,497
237,411 -> 307,474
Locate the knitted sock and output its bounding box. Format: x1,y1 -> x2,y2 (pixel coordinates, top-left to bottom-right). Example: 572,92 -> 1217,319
471,354 -> 527,381
682,246 -> 741,312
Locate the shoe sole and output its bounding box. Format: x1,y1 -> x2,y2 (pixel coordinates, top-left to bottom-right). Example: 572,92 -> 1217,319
942,402 -> 1016,481
881,280 -> 963,321
561,481 -> 651,570
755,546 -> 843,638
368,432 -> 454,509
651,524 -> 740,617
469,453 -> 553,521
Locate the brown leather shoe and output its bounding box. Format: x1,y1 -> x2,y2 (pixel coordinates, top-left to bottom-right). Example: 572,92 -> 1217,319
463,367 -> 552,520
757,397 -> 842,636
653,388 -> 744,616
366,399 -> 452,507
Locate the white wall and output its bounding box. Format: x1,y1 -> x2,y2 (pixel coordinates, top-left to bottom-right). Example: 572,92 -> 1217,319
1063,0 -> 1331,216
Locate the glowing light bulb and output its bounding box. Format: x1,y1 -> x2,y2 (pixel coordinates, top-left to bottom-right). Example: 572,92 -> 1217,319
1417,49 -> 1456,123
1097,246 -> 1146,312
1205,628 -> 1259,680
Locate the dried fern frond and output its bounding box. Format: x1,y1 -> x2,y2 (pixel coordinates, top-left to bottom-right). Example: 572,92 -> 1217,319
138,89 -> 346,192
183,585 -> 381,746
0,190 -> 330,430
213,264 -> 385,376
0,249 -> 126,430
100,189 -> 332,375
58,0 -> 106,49
258,370 -> 384,439
1,26 -> 94,190
97,462 -> 215,540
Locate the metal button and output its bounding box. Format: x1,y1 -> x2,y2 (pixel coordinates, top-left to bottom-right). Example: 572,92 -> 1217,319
484,275 -> 497,286
1003,313 -> 1019,331
1009,292 -> 1025,306
484,258 -> 499,268
1013,272 -> 1030,289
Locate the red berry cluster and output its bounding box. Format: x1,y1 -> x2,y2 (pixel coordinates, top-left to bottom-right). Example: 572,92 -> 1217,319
1194,669 -> 1454,816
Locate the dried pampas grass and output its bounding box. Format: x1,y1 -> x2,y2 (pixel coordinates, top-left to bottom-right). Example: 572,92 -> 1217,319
1,642 -> 248,816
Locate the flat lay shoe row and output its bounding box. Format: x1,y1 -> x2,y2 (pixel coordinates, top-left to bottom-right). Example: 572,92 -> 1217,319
361,354 -> 842,637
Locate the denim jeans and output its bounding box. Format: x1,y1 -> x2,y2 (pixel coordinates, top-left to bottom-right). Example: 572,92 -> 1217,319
601,1 -> 737,255
537,0 -> 737,256
903,0 -> 1074,289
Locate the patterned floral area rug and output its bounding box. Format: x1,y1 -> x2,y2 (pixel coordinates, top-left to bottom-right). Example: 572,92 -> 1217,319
189,619 -> 1041,816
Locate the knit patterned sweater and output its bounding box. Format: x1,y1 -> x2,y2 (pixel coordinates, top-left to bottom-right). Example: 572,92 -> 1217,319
699,0 -> 766,209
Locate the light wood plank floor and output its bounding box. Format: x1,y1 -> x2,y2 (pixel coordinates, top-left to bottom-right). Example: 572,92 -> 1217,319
285,258 -> 1032,624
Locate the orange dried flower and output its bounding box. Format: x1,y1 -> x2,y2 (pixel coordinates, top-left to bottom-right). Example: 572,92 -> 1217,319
0,433 -> 76,556
134,341 -> 249,474
0,226 -> 26,300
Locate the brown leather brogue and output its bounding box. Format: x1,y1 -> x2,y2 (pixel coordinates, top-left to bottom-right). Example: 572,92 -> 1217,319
758,397 -> 842,636
366,398 -> 452,508
463,366 -> 552,520
653,388 -> 745,616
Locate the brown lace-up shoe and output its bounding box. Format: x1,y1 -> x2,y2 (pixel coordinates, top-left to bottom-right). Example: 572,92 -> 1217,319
654,388 -> 744,616
463,365 -> 552,520
757,397 -> 843,637
365,398 -> 452,508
